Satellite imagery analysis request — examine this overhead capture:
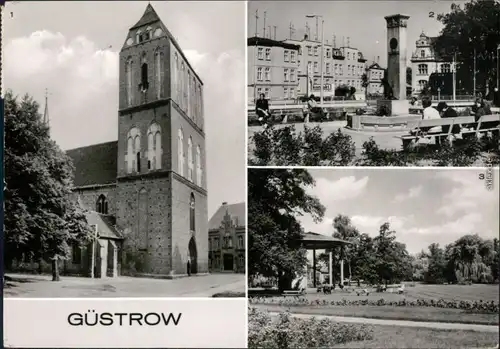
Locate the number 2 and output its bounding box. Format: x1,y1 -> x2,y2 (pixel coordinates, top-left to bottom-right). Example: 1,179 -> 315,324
429,11 -> 435,18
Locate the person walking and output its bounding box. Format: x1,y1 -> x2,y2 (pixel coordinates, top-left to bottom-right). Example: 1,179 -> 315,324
255,93 -> 270,127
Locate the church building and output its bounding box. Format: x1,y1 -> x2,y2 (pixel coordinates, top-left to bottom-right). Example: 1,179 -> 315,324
64,4 -> 208,278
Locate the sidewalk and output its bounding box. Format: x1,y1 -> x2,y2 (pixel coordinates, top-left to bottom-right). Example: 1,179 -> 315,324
269,311 -> 499,333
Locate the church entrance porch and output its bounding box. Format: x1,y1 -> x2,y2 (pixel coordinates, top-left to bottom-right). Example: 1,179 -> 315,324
223,254 -> 234,271
188,236 -> 198,275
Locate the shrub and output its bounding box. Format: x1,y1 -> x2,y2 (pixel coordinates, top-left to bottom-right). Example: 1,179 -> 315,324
248,307 -> 373,349
248,297 -> 499,314
251,125 -> 356,166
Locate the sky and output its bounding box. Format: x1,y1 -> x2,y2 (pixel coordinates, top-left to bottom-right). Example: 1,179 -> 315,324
248,0 -> 468,67
299,168 -> 499,255
3,1 -> 246,218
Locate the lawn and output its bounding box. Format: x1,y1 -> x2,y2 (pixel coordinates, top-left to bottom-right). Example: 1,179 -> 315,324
335,324 -> 499,349
254,304 -> 499,325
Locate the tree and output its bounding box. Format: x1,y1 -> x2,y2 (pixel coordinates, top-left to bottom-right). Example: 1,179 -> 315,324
248,169 -> 325,291
432,1 -> 500,97
4,91 -> 94,281
424,243 -> 447,284
331,214 -> 360,284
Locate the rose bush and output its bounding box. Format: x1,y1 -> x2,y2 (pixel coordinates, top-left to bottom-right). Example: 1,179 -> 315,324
248,307 -> 373,349
248,297 -> 499,314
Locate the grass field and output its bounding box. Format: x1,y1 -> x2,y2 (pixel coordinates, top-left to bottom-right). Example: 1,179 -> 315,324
251,284 -> 499,325
255,304 -> 499,325
278,283 -> 500,303
335,325 -> 499,349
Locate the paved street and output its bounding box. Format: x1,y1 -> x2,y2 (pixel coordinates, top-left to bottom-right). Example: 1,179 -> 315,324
3,273 -> 245,298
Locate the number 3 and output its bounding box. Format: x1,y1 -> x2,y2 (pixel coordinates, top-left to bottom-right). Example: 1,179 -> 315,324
479,174 -> 485,180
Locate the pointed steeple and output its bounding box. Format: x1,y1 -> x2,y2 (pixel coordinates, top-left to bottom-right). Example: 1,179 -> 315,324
130,3 -> 161,30
43,88 -> 50,134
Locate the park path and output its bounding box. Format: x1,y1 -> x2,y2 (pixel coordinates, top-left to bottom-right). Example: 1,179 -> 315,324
268,311 -> 499,333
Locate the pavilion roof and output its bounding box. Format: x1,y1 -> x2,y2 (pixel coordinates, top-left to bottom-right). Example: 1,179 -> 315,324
300,232 -> 352,249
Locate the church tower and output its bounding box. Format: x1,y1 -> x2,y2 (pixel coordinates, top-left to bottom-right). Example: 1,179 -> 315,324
116,4 -> 208,277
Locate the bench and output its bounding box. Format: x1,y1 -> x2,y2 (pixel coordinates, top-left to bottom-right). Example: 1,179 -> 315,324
396,116 -> 475,149
282,289 -> 305,297
461,114 -> 500,137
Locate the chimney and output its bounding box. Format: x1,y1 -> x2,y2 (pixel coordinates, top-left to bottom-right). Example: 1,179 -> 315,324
377,56 -> 380,63
222,202 -> 228,206
304,34 -> 308,40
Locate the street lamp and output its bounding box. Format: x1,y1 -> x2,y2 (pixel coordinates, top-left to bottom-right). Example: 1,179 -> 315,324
306,14 -> 324,108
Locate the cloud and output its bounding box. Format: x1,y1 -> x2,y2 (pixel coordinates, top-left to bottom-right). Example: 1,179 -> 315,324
435,170 -> 499,217
392,185 -> 423,203
4,31 -> 245,217
351,215 -> 413,235
308,176 -> 369,203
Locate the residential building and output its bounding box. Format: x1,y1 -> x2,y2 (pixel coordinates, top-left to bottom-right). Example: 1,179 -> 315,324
366,62 -> 385,96
410,32 -> 456,96
208,202 -> 245,273
247,37 -> 300,103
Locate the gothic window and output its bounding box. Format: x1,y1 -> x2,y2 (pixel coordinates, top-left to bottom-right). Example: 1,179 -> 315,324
178,128 -> 184,176
174,53 -> 179,101
187,71 -> 192,118
196,145 -> 202,186
140,53 -> 149,91
145,26 -> 152,41
136,29 -> 142,43
96,194 -> 108,214
181,62 -> 186,110
188,137 -> 193,181
126,127 -> 141,173
126,58 -> 133,106
155,50 -> 164,99
147,123 -> 162,170
189,193 -> 195,232
238,236 -> 244,249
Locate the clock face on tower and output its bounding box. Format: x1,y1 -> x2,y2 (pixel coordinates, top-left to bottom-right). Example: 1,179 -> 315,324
390,38 -> 398,51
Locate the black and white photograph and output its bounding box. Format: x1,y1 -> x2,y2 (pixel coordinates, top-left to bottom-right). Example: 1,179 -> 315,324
3,1 -> 246,298
247,0 -> 500,167
248,167 -> 499,348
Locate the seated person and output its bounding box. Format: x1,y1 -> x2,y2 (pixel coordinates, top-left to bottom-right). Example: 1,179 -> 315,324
436,101 -> 460,138
472,97 -> 498,132
255,93 -> 270,126
307,94 -> 326,121
411,97 -> 442,142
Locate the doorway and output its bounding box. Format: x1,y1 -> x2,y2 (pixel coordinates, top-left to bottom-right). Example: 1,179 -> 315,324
188,237 -> 198,274
223,254 -> 234,271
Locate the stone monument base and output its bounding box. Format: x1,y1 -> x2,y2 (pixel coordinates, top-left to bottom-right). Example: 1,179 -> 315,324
377,99 -> 410,116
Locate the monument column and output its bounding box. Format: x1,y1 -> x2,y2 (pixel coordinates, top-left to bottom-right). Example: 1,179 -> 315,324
385,14 -> 410,100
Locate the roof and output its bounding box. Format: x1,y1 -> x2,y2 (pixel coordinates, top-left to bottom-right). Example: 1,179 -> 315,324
209,202 -> 245,231
130,3 -> 161,30
66,141 -> 118,187
86,211 -> 123,240
300,232 -> 351,249
247,37 -> 300,50
368,62 -> 384,70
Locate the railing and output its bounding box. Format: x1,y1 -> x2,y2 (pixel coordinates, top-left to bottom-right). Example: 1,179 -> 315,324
431,95 -> 474,101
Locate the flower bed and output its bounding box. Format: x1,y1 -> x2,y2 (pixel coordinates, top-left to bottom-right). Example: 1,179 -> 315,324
248,297 -> 499,314
248,307 -> 373,349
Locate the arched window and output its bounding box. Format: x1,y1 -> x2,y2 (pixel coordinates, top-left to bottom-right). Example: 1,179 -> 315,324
96,195 -> 108,214
189,193 -> 195,232
136,29 -> 142,44
196,145 -> 202,186
147,123 -> 162,170
180,62 -> 185,110
140,53 -> 149,92
174,53 -> 179,101
188,137 -> 193,181
178,128 -> 184,176
155,50 -> 164,99
187,71 -> 191,118
420,50 -> 425,58
126,58 -> 133,106
126,127 -> 141,173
